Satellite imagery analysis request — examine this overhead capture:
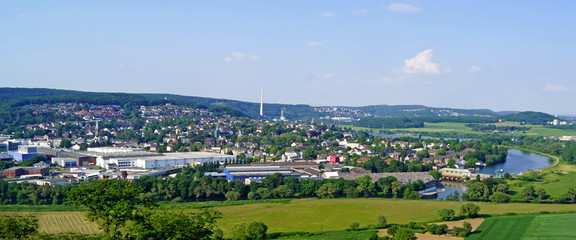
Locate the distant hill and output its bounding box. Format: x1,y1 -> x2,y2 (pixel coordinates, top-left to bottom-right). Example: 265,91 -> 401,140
0,88 -> 87,100
501,111 -> 556,125
0,88 -> 556,122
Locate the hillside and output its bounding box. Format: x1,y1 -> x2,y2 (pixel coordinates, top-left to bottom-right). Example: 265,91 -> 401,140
0,88 -> 556,123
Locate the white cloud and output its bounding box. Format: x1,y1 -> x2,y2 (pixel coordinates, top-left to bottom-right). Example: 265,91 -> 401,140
352,9 -> 368,15
306,41 -> 323,47
320,12 -> 334,17
401,49 -> 448,74
543,84 -> 568,92
224,52 -> 259,62
467,66 -> 483,73
386,3 -> 422,13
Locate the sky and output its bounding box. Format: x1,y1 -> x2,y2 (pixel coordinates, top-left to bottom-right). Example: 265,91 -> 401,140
1,1 -> 576,114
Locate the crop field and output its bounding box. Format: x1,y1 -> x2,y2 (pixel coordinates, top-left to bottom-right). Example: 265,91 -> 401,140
0,211 -> 99,234
467,213 -> 576,240
214,198 -> 576,236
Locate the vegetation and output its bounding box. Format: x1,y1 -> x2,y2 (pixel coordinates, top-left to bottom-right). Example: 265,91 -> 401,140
66,180 -> 156,239
0,214 -> 38,239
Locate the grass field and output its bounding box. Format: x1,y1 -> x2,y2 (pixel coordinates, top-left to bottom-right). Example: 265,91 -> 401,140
344,121 -> 576,137
467,213 -> 576,240
214,198 -> 576,236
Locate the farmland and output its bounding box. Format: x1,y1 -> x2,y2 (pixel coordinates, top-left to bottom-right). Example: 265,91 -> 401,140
213,198 -> 576,236
467,213 -> 576,240
346,121 -> 576,137
3,198 -> 576,237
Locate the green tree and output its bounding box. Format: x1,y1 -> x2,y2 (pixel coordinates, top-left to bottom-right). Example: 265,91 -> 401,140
395,228 -> 416,240
66,180 -> 155,239
459,203 -> 480,219
489,192 -> 511,203
348,222 -> 360,231
376,215 -> 387,228
437,208 -> 455,221
522,185 -> 536,201
316,183 -> 338,199
129,209 -> 221,240
59,138 -> 73,148
225,191 -> 241,201
0,214 -> 38,239
233,222 -> 268,240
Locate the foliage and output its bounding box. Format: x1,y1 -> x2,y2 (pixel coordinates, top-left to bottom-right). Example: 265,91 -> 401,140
489,192 -> 511,203
129,209 -> 221,240
425,224 -> 448,235
26,232 -> 100,240
459,203 -> 481,219
0,214 -> 38,239
453,222 -> 472,237
353,117 -> 424,129
233,222 -> 268,240
20,155 -> 49,167
376,215 -> 387,228
66,179 -> 156,239
348,222 -> 360,231
394,228 -> 416,240
436,208 -> 455,221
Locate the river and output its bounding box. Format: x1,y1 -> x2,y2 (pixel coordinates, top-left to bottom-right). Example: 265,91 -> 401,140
433,149 -> 553,200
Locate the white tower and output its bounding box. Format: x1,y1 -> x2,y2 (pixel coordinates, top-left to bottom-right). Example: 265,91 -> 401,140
259,87 -> 264,116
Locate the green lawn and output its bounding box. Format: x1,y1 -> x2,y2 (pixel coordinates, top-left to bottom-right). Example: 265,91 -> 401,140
214,198 -> 576,237
467,213 -> 576,240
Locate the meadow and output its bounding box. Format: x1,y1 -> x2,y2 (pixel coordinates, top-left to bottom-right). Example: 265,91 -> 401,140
3,198 -> 576,237
213,198 -> 576,236
467,213 -> 576,240
347,121 -> 576,137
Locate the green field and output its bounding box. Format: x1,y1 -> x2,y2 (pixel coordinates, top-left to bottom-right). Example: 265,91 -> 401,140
3,198 -> 576,237
214,198 -> 576,236
345,121 -> 576,137
467,213 -> 576,240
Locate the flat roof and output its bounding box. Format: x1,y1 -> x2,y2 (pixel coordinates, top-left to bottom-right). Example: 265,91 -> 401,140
108,152 -> 235,161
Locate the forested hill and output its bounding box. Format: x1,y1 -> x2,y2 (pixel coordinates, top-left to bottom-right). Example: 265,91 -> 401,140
0,88 -> 554,121
354,105 -> 497,117
0,88 -> 87,100
140,93 -> 320,119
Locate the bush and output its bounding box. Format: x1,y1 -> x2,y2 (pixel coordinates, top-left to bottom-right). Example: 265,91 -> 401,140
489,192 -> 511,203
460,203 -> 480,218
437,208 -> 455,221
348,222 -> 360,231
425,224 -> 448,235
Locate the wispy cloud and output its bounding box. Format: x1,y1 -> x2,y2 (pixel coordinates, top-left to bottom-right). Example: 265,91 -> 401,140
351,9 -> 368,15
467,66 -> 483,73
543,84 -> 568,92
401,49 -> 449,74
386,3 -> 422,13
320,12 -> 334,17
224,52 -> 259,62
306,41 -> 324,47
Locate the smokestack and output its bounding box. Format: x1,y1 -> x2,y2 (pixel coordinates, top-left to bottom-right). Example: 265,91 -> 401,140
260,87 -> 264,116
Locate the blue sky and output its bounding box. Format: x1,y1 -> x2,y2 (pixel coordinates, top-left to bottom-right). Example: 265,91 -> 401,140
1,1 -> 575,114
